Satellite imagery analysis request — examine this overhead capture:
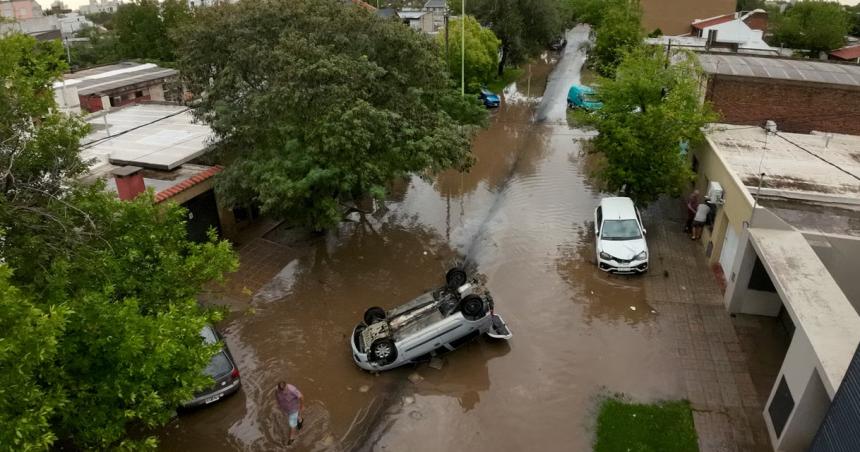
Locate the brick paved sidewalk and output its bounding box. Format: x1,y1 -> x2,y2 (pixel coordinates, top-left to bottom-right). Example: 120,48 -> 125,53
643,198 -> 774,452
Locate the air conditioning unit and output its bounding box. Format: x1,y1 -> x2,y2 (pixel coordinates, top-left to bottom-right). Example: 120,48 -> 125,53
707,181 -> 724,205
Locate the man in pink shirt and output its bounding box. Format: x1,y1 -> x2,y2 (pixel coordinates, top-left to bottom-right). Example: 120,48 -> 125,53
276,381 -> 304,446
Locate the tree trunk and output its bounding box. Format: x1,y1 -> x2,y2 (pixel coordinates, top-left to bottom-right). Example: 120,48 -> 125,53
497,43 -> 508,77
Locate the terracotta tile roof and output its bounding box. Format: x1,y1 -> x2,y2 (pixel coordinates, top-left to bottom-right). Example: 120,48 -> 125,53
691,13 -> 735,30
830,45 -> 860,61
350,0 -> 376,11
154,165 -> 223,203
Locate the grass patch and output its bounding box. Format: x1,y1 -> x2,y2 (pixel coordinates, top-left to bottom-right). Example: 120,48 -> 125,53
595,398 -> 699,452
485,68 -> 524,94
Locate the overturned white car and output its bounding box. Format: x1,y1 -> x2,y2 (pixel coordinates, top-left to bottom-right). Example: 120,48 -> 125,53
350,268 -> 512,372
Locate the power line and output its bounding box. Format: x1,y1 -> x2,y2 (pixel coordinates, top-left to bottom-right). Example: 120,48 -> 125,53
773,132 -> 860,182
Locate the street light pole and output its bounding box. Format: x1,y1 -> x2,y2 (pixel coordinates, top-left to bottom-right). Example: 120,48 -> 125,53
461,0 -> 465,96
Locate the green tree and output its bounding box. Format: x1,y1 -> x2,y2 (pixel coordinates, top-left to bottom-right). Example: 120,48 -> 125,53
467,0 -> 564,75
592,0 -> 643,77
0,264 -> 67,451
772,0 -> 848,53
736,0 -> 765,12
578,46 -> 717,204
113,0 -> 190,62
436,15 -> 501,91
0,33 -> 238,449
177,0 -> 487,229
567,0 -> 625,27
845,4 -> 860,37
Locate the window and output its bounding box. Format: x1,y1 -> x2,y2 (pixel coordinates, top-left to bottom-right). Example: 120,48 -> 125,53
748,257 -> 776,292
768,376 -> 794,438
134,90 -> 144,98
596,206 -> 602,231
601,220 -> 642,240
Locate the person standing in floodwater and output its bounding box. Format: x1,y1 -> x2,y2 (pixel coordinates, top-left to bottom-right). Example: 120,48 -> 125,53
276,381 -> 304,446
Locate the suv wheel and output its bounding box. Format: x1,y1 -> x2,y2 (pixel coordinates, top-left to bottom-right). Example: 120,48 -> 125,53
370,339 -> 397,364
446,268 -> 467,289
363,307 -> 386,325
460,295 -> 486,320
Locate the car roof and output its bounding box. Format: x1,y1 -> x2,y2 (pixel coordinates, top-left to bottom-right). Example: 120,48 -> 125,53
599,197 -> 637,220
569,84 -> 594,94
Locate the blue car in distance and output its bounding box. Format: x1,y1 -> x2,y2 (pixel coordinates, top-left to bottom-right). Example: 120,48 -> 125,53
478,88 -> 500,108
567,84 -> 603,111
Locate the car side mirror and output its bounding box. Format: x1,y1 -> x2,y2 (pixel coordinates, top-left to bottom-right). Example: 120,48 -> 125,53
642,228 -> 647,235
594,225 -> 599,235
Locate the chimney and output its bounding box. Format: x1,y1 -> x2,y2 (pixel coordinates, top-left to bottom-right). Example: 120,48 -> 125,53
112,166 -> 146,201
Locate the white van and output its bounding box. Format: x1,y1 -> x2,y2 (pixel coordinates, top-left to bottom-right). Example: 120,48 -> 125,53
594,197 -> 649,274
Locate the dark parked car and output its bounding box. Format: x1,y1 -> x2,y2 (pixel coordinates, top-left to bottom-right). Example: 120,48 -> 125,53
478,88 -> 501,108
181,325 -> 241,409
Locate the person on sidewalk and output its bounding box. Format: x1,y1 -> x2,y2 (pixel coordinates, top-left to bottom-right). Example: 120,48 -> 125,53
684,189 -> 700,233
691,201 -> 711,241
276,381 -> 304,446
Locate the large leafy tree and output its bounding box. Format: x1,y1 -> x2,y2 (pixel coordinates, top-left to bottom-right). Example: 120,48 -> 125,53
772,0 -> 848,53
0,33 -> 237,449
466,0 -> 564,75
591,0 -> 643,77
435,15 -> 501,91
567,0 -> 625,27
177,0 -> 487,229
112,0 -> 190,62
578,46 -> 717,204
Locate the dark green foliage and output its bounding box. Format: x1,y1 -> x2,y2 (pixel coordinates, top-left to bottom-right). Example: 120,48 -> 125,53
772,0 -> 849,53
849,4 -> 860,36
591,0 -> 643,77
177,0 -> 487,229
595,398 -> 699,452
467,0 -> 564,75
578,46 -> 717,205
567,0 -> 625,27
0,33 -> 238,449
736,0 -> 765,12
436,15 -> 501,92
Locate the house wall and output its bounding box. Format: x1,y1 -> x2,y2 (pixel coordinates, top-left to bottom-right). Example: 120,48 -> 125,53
743,11 -> 768,32
691,136 -> 756,268
706,75 -> 860,135
810,343 -> 860,452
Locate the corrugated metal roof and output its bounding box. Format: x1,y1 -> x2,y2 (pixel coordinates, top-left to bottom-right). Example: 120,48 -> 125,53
698,54 -> 860,87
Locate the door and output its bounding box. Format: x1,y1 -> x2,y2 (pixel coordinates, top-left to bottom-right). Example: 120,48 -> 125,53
181,189 -> 222,243
719,225 -> 739,275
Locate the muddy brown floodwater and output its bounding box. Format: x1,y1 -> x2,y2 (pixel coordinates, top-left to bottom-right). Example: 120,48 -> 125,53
158,25 -> 685,452
640,0 -> 736,35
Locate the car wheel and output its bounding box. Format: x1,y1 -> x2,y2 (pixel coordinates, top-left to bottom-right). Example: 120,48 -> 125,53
363,306 -> 386,325
446,268 -> 468,289
370,338 -> 397,364
460,295 -> 486,320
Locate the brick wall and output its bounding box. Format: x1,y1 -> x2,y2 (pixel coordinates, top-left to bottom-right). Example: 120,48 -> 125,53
706,76 -> 860,135
743,12 -> 768,32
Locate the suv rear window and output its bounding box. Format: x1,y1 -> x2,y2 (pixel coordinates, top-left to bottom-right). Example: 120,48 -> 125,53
204,351 -> 233,378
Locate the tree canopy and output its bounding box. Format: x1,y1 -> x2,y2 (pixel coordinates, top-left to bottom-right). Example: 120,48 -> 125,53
435,15 -> 501,92
466,0 -> 565,75
177,0 -> 487,229
772,0 -> 849,53
578,46 -> 717,204
591,0 -> 643,77
1,33 -> 237,449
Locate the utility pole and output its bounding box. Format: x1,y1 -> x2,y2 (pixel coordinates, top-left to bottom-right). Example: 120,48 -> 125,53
461,0 -> 465,96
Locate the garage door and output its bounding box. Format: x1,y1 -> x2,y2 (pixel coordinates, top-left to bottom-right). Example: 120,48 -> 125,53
720,225 -> 739,274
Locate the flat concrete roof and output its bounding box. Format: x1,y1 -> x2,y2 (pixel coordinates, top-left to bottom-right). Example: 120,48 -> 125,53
749,227 -> 860,396
706,124 -> 860,202
58,62 -> 177,96
84,162 -> 214,196
697,54 -> 860,88
80,104 -> 213,171
760,199 -> 860,238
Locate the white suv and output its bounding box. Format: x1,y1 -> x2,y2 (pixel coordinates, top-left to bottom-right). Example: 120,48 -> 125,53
594,197 -> 649,274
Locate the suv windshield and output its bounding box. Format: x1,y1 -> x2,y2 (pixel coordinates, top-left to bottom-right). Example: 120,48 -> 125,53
601,219 -> 642,240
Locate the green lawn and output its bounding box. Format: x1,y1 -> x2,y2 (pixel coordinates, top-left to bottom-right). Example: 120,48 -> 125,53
595,398 -> 699,452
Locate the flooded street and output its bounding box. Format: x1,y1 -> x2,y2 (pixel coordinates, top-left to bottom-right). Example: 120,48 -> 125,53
640,0 -> 736,35
158,25 -> 685,451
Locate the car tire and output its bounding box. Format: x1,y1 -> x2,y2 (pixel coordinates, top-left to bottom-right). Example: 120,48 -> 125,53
363,307 -> 386,325
446,268 -> 468,289
370,338 -> 397,365
460,295 -> 486,320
